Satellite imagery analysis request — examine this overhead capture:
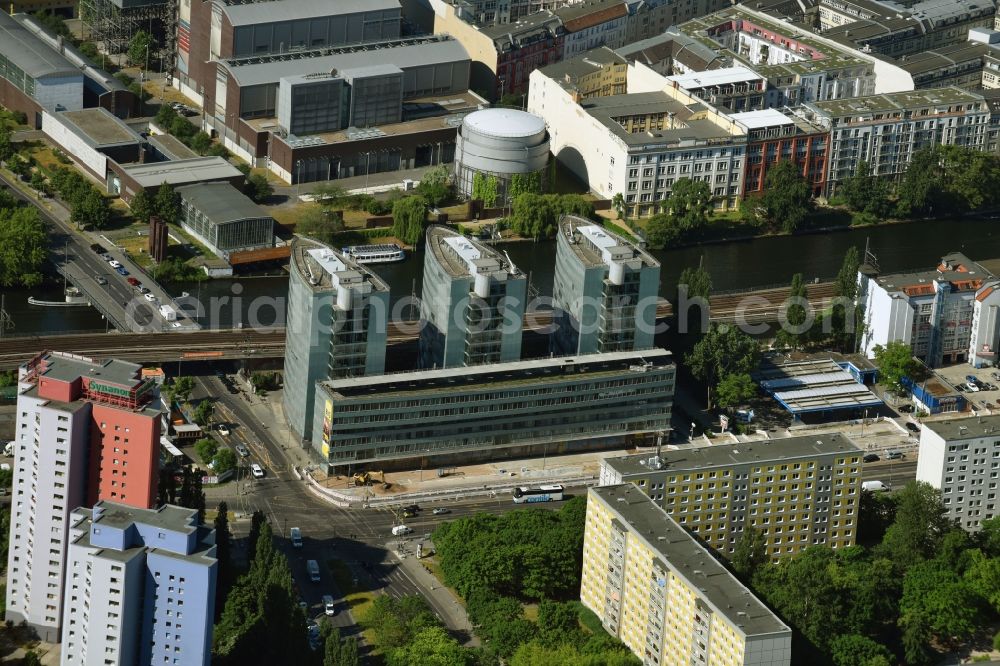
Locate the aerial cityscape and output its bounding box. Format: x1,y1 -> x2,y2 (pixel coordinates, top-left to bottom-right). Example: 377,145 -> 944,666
1,0 -> 1000,664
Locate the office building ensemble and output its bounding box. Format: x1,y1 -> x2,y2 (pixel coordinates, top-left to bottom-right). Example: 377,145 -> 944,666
61,502 -> 217,666
418,226 -> 527,369
314,348 -> 674,470
552,216 -> 660,356
283,237 -> 390,445
857,252 -> 1000,368
6,352 -> 162,641
600,433 -> 863,560
917,414 -> 1000,532
582,485 -> 792,666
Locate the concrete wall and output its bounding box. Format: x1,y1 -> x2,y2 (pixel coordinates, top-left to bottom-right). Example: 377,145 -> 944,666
860,279 -> 914,358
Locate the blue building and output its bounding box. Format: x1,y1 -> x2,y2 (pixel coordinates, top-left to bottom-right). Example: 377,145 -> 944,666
60,502 -> 217,666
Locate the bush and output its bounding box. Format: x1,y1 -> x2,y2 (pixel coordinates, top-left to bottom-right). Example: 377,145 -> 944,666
194,438 -> 218,462
212,448 -> 236,475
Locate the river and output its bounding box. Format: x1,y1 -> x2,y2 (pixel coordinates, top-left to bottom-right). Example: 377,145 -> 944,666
3,216 -> 998,334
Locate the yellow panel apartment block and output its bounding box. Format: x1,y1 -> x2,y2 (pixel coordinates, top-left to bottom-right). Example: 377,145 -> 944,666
582,485 -> 792,666
598,432 -> 862,561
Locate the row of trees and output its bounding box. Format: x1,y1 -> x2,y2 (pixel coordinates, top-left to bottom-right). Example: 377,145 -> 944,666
154,105 -> 229,160
131,182 -> 180,225
0,188 -> 47,287
193,438 -> 237,475
48,165 -> 113,230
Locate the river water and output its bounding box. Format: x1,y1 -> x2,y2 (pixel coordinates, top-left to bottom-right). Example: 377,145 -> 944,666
3,217 -> 998,334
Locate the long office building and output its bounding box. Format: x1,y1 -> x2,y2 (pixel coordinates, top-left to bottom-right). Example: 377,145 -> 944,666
599,432 -> 863,560
582,485 -> 792,666
6,352 -> 162,641
313,348 -> 674,470
418,226 -> 527,369
283,237 -> 390,445
552,216 -> 660,356
916,414 -> 1000,532
857,252 -> 1000,368
61,502 -> 217,666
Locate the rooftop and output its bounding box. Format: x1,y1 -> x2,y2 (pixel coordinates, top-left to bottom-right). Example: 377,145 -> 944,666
89,500 -> 199,535
290,236 -> 389,294
730,108 -> 795,130
592,485 -> 792,638
321,348 -> 673,399
223,36 -> 467,88
147,133 -> 198,160
480,10 -> 562,41
603,431 -> 863,476
808,87 -> 987,119
755,357 -> 884,413
220,0 -> 399,26
0,11 -> 80,81
537,46 -> 626,83
121,157 -> 244,188
29,350 -> 144,388
924,414 -> 1000,440
560,215 -> 659,270
177,182 -> 272,225
427,225 -> 518,280
258,112 -> 464,151
463,108 -> 546,138
616,28 -> 728,72
867,251 -> 994,296
899,42 -> 989,77
57,108 -> 142,149
666,66 -> 765,89
554,0 -> 628,32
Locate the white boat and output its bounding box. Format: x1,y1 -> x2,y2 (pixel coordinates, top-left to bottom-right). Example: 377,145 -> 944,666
341,243 -> 406,264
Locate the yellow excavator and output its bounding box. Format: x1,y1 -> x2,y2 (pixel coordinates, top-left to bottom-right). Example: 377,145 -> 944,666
352,470 -> 388,488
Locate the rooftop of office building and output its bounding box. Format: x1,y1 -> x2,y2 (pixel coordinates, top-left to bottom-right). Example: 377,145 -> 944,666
290,236 -> 389,294
120,157 -> 244,188
88,501 -> 200,534
426,225 -> 521,280
864,251 -> 995,296
554,0 -> 628,32
592,484 -> 792,638
897,42 -> 991,77
218,0 -> 399,26
923,414 -> 1000,440
616,28 -> 728,72
480,10 -> 563,41
560,215 -> 659,270
320,348 -> 673,398
808,87 -> 986,118
537,46 -> 626,82
603,431 -> 862,476
27,350 -> 144,388
579,91 -> 744,147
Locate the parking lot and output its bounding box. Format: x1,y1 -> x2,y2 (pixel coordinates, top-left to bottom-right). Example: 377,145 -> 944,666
936,364 -> 1000,411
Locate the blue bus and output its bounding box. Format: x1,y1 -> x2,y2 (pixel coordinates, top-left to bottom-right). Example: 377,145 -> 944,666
512,484 -> 565,504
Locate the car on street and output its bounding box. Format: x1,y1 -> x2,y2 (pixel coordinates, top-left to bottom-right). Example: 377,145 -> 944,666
100,253 -> 112,261
898,404 -> 914,413
290,527 -> 303,548
138,286 -> 150,294
905,422 -> 920,433
886,449 -> 906,459
863,453 -> 880,463
94,275 -> 108,285
432,508 -> 450,515
250,463 -> 265,479
116,267 -> 129,277
216,423 -> 230,436
236,444 -> 249,457
989,383 -> 999,391
967,382 -> 981,392
127,277 -> 139,286
404,504 -> 420,513
307,623 -> 321,651
323,595 -> 336,616
90,243 -> 107,254
144,292 -> 157,302
170,322 -> 182,329
108,259 -> 121,268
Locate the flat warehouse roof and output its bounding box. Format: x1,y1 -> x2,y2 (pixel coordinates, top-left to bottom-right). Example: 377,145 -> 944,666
772,383 -> 884,413
177,182 -> 272,225
0,11 -> 80,80
755,357 -> 882,414
221,0 -> 399,26
121,157 -> 244,188
58,108 -> 142,148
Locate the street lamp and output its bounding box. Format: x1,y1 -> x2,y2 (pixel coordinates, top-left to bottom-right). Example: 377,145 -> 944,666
364,151 -> 372,192
295,160 -> 302,197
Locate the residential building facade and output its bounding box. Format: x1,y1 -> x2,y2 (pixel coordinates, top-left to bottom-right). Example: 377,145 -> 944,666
857,252 -> 1000,368
582,485 -> 792,666
419,226 -> 527,369
5,352 -> 162,641
731,108 -> 829,197
283,237 -> 390,445
60,502 -> 217,666
551,216 -> 660,356
599,433 -> 864,560
313,349 -> 674,470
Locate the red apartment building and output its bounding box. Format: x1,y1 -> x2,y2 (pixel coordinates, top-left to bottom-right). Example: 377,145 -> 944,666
732,108 -> 829,197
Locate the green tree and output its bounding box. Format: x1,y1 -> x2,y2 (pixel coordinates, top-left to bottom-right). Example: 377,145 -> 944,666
536,600 -> 583,647
22,650 -> 41,666
896,147 -> 940,217
872,341 -> 916,395
154,182 -> 180,223
964,550 -> 1000,613
775,272 -> 809,349
715,372 -> 755,411
189,131 -> 213,155
192,399 -> 214,426
730,524 -> 768,581
166,375 -> 196,403
416,165 -> 453,207
155,104 -> 178,128
194,437 -> 218,462
760,160 -> 812,233
386,626 -> 469,666
34,10 -> 71,37
644,212 -> 681,250
391,196 -> 429,246
130,188 -> 154,224
29,170 -> 47,194
660,178 -> 712,232
127,30 -> 156,69
295,206 -> 344,245
213,501 -> 233,617
611,192 -> 626,220
71,188 -> 112,229
471,172 -> 498,207
877,481 -> 954,569
979,516 -> 1000,556
0,206 -> 47,287
510,192 -> 557,239
899,560 -> 983,651
831,246 -> 862,350
829,634 -> 894,666
0,125 -> 13,162
686,324 -> 760,409
212,447 -> 237,475
857,488 -> 897,547
678,263 -> 712,300
508,171 -> 542,201
246,172 -> 273,203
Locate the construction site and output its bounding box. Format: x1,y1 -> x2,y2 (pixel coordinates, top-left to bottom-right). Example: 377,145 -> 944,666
80,0 -> 175,67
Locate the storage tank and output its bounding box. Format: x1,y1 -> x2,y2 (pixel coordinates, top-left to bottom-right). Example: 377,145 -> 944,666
453,108 -> 550,202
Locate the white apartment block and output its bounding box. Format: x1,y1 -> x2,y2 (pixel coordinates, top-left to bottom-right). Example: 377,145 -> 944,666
799,88 -> 992,196
61,502 -> 217,666
917,415 -> 1000,531
858,252 -> 1000,368
5,373 -> 91,642
528,69 -> 747,215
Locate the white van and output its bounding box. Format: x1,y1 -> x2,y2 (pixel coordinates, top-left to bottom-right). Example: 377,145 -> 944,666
290,527 -> 303,548
323,595 -> 336,616
391,525 -> 413,536
307,559 -> 320,583
862,480 -> 889,492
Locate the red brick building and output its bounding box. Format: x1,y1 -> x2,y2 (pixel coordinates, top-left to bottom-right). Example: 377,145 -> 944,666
731,109 -> 829,197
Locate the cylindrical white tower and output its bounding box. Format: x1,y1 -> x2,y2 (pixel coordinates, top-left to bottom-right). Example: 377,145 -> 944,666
453,108 -> 550,202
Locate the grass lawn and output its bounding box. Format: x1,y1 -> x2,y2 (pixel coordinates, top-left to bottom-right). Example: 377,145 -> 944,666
116,234 -> 155,270
327,558 -> 378,626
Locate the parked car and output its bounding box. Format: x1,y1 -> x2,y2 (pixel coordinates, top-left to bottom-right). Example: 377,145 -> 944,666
216,423 -> 230,436
887,449 -> 906,459
988,383 -> 999,391
100,253 -> 112,261
862,480 -> 889,492
290,527 -> 303,548
967,382 -> 981,392
863,453 -> 880,463
905,422 -> 921,433
115,266 -> 129,276
143,292 -> 157,302
432,508 -> 450,515
90,243 -> 106,253
967,374 -> 979,384
236,444 -> 249,458
307,559 -> 320,582
402,510 -> 415,518
404,504 -> 421,513
94,275 -> 108,285
170,322 -> 182,329
138,286 -> 150,294
898,404 -> 915,413
250,463 -> 265,479
127,277 -> 139,286
108,259 -> 121,268
323,595 -> 336,616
